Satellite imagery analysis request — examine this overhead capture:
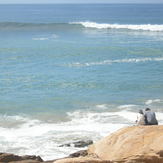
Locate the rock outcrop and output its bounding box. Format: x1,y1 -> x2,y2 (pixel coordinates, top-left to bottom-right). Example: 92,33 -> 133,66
68,150 -> 88,158
59,140 -> 93,148
88,125 -> 163,162
0,153 -> 43,163
55,125 -> 163,163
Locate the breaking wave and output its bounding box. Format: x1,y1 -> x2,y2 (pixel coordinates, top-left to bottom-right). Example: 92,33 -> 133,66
0,111 -> 128,160
0,101 -> 163,160
1,21 -> 163,32
71,21 -> 163,31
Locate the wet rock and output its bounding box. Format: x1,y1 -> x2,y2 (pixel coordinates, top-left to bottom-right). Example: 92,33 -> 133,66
59,140 -> 93,148
69,150 -> 88,158
0,153 -> 43,163
21,155 -> 43,162
0,153 -> 22,162
157,150 -> 163,157
10,160 -> 41,163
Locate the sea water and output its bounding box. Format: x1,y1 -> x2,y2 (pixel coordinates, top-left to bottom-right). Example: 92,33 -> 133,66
0,4 -> 163,160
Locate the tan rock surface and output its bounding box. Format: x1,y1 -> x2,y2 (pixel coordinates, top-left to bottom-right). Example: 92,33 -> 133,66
88,125 -> 163,162
54,157 -> 111,163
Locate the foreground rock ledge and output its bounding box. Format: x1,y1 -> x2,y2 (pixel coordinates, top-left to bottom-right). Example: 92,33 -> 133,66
1,126 -> 163,163
55,125 -> 163,163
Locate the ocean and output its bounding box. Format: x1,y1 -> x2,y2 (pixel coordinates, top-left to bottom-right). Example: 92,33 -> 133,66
0,4 -> 163,160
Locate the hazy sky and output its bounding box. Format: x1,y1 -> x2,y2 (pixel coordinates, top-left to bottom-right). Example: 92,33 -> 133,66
0,0 -> 163,3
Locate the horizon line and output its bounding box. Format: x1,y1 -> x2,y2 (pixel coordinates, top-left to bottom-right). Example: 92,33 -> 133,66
0,2 -> 163,4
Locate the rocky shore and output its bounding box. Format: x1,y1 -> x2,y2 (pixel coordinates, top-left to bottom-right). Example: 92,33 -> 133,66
1,125 -> 163,163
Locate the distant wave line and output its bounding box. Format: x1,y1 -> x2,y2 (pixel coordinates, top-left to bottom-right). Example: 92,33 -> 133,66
69,57 -> 163,67
1,21 -> 163,32
0,22 -> 78,29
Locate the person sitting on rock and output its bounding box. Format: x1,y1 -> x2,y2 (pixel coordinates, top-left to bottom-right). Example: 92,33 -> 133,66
144,108 -> 158,125
136,109 -> 146,125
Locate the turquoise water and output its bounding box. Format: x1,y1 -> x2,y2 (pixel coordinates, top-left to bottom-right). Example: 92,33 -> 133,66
0,4 -> 163,160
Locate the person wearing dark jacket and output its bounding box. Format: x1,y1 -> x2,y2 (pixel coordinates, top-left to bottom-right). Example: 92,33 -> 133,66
144,108 -> 158,125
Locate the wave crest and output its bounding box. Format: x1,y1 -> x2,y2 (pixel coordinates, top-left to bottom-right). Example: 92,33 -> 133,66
68,57 -> 163,67
1,21 -> 163,32
71,21 -> 163,31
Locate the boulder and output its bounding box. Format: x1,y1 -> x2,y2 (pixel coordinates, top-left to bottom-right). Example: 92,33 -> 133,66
0,153 -> 22,162
68,150 -> 88,158
0,153 -> 43,163
88,125 -> 163,162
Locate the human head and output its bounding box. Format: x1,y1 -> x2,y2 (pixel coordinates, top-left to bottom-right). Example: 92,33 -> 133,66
139,109 -> 143,114
145,108 -> 151,111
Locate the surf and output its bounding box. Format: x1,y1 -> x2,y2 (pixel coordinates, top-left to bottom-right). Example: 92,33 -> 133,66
1,21 -> 163,32
71,21 -> 163,32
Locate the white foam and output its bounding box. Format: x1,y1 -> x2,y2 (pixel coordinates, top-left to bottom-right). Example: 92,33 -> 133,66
66,110 -> 129,139
0,110 -> 129,160
96,104 -> 108,109
0,106 -> 163,160
118,104 -> 137,109
116,110 -> 138,122
68,57 -> 163,67
145,99 -> 162,105
32,34 -> 58,41
71,21 -> 163,32
156,112 -> 163,123
51,34 -> 58,38
32,37 -> 49,40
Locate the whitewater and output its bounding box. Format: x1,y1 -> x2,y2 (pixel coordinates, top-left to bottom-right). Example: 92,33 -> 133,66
71,21 -> 163,31
1,100 -> 163,160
